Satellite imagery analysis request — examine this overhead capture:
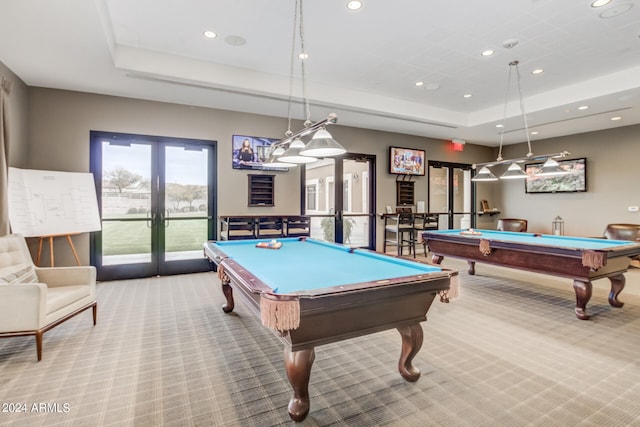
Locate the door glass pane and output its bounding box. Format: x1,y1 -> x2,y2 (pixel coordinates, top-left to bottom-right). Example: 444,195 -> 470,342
101,142 -> 152,265
452,168 -> 472,229
429,166 -> 449,214
164,145 -> 210,261
451,168 -> 470,212
305,159 -> 335,242
101,221 -> 151,265
343,158 -> 370,247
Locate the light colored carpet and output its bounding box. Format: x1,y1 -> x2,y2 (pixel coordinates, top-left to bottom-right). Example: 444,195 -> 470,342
1,260 -> 640,426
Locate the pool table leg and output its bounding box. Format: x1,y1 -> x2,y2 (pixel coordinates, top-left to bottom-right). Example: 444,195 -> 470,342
467,261 -> 476,275
608,273 -> 625,308
573,280 -> 593,320
284,348 -> 315,422
397,323 -> 423,382
221,283 -> 235,313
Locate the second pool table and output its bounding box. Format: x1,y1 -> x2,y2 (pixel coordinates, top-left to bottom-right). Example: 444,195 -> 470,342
422,229 -> 640,320
204,237 -> 457,422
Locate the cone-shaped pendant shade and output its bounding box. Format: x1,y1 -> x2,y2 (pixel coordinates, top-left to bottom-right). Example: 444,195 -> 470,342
299,128 -> 346,157
500,162 -> 528,179
536,158 -> 569,176
279,138 -> 318,164
471,166 -> 499,182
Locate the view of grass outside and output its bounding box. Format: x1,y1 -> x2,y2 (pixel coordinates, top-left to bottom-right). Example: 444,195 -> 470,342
102,217 -> 207,256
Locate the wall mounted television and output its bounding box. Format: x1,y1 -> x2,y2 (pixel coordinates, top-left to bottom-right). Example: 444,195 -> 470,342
525,157 -> 587,193
232,134 -> 288,171
389,146 -> 426,176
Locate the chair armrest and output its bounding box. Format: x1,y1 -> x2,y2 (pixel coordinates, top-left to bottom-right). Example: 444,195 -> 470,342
34,266 -> 96,288
0,283 -> 47,331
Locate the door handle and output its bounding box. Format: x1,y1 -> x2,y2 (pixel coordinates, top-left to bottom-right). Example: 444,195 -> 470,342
146,211 -> 155,228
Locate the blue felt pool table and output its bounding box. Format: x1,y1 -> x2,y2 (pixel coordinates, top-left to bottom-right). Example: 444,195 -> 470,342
203,237 -> 457,422
422,229 -> 640,320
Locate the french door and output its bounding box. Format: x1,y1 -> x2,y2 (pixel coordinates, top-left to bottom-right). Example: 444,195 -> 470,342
302,153 -> 376,249
90,131 -> 216,281
428,161 -> 474,230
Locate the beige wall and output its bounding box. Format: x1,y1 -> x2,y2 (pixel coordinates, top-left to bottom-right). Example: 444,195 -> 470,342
493,124 -> 640,236
23,87 -> 498,263
14,84 -> 639,265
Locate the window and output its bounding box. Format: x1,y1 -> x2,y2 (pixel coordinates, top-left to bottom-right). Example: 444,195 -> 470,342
306,183 -> 317,211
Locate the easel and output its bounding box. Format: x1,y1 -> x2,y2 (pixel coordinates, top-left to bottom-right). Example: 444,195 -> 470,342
36,233 -> 81,267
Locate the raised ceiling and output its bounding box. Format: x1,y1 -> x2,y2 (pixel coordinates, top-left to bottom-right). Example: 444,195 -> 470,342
1,0 -> 639,146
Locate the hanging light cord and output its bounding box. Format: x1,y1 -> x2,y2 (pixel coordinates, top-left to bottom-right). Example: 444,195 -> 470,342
514,61 -> 533,157
285,0 -> 300,137
298,0 -> 312,127
497,60 -> 534,162
496,64 -> 513,162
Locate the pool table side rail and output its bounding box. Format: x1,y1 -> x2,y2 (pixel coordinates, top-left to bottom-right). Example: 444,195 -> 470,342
285,277 -> 451,351
422,231 -> 640,259
422,234 -> 639,282
205,240 -> 456,299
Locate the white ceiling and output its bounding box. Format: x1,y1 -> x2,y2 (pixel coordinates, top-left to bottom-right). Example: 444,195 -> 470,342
2,0 -> 640,146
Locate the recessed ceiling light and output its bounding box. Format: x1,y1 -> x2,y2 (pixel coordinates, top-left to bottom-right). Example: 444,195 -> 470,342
496,124 -> 504,128
347,1 -> 363,10
591,0 -> 612,7
532,68 -> 544,75
578,105 -> 589,110
203,30 -> 217,39
415,81 -> 424,87
481,49 -> 495,57
599,3 -> 634,18
611,116 -> 622,121
531,131 -> 539,135
298,52 -> 309,59
463,93 -> 472,98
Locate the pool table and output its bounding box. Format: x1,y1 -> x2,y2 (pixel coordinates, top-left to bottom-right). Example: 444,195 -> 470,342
203,237 -> 456,422
422,229 -> 640,320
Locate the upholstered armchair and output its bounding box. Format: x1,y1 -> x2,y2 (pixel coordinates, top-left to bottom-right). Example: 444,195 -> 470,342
603,223 -> 640,242
497,218 -> 528,232
604,224 -> 640,266
0,233 -> 97,361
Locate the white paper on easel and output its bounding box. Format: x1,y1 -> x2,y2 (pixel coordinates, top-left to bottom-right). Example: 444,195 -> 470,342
417,201 -> 425,213
8,167 -> 101,237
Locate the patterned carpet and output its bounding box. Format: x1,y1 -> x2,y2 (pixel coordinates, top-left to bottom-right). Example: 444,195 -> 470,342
1,259 -> 640,426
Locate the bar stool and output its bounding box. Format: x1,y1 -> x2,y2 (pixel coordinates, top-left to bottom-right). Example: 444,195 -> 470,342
383,212 -> 416,257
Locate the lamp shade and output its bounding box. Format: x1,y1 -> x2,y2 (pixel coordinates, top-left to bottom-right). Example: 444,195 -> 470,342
261,155 -> 297,168
536,158 -> 569,176
471,166 -> 499,182
500,162 -> 528,179
271,146 -> 286,157
299,128 -> 346,157
279,138 -> 318,164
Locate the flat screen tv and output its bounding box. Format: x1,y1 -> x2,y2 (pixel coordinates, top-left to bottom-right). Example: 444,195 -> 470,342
525,157 -> 587,193
389,146 -> 425,176
232,134 -> 288,171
